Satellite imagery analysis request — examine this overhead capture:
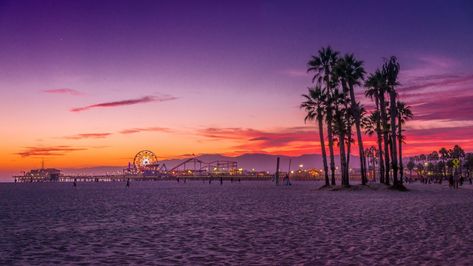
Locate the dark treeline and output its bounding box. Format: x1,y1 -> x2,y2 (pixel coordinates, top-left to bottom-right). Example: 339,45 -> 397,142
406,145 -> 473,187
301,46 -> 412,190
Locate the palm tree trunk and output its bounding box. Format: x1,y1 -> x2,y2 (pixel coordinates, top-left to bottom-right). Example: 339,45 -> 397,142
318,117 -> 330,186
373,154 -> 377,181
398,113 -> 404,184
326,110 -> 336,185
349,84 -> 367,185
339,131 -> 348,186
375,96 -> 385,184
389,91 -> 399,186
346,128 -> 352,182
379,94 -> 390,185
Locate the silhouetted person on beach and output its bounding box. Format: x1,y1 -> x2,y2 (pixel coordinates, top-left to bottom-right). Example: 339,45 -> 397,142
73,178 -> 77,187
177,177 -> 180,183
126,178 -> 130,187
238,178 -> 241,183
220,176 -> 223,185
284,173 -> 291,186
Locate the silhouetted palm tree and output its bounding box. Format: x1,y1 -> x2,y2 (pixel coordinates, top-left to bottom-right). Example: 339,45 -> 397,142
335,54 -> 367,184
396,101 -> 413,184
407,159 -> 415,180
301,86 -> 330,186
365,70 -> 389,184
439,147 -> 449,179
332,89 -> 350,186
308,46 -> 339,185
383,56 -> 401,188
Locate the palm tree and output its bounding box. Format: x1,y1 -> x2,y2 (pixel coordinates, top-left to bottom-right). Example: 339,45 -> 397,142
383,56 -> 401,188
407,159 -> 415,181
344,109 -> 356,181
439,147 -> 449,180
301,86 -> 330,186
428,151 -> 440,181
308,46 -> 339,185
332,89 -> 350,186
365,146 -> 377,182
396,101 -> 413,184
362,114 -> 378,182
335,54 -> 367,185
365,71 -> 388,184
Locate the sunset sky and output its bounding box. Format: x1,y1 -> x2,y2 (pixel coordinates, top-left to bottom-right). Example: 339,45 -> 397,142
1,0 -> 473,178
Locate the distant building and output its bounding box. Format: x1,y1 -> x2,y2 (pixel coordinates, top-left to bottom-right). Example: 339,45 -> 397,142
19,168 -> 61,182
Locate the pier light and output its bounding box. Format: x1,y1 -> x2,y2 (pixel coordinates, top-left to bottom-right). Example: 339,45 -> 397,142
299,164 -> 303,168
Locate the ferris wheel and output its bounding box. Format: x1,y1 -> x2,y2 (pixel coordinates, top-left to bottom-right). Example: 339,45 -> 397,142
133,150 -> 158,172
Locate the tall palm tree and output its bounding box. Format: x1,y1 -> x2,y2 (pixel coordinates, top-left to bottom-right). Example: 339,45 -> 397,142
439,147 -> 449,180
336,54 -> 367,185
365,70 -> 388,184
308,46 -> 339,185
332,89 -> 350,186
396,101 -> 413,184
383,56 -> 401,187
407,159 -> 415,181
301,86 -> 330,186
364,146 -> 377,182
345,110 -> 356,180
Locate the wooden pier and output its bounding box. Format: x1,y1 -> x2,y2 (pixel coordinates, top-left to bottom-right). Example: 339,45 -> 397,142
13,174 -> 275,183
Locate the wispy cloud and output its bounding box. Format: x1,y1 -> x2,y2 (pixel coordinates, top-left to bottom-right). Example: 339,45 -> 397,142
43,88 -> 83,96
70,95 -> 177,112
399,74 -> 473,93
119,127 -> 172,134
198,127 -> 321,155
16,146 -> 87,157
64,133 -> 112,140
280,69 -> 308,78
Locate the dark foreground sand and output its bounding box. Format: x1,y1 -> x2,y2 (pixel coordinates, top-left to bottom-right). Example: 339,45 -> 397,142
1,181 -> 473,265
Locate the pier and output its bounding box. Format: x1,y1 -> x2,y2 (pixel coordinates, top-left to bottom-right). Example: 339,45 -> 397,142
13,150 -> 279,183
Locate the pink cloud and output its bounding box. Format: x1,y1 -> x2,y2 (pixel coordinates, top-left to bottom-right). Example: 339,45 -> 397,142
16,146 -> 87,157
119,127 -> 172,134
70,95 -> 177,112
64,133 -> 112,140
198,127 -> 321,155
280,69 -> 309,78
43,88 -> 83,96
399,74 -> 473,93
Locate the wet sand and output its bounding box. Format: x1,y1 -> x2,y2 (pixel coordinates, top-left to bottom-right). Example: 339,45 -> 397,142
1,181 -> 473,265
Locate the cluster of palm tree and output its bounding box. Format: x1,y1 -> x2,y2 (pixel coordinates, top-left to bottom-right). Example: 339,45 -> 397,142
364,146 -> 378,182
406,145 -> 473,183
301,46 -> 413,189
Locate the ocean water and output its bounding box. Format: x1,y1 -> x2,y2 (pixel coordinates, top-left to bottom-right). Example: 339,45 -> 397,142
1,181 -> 473,265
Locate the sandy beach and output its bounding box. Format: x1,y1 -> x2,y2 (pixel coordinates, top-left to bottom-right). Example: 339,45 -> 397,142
1,181 -> 472,265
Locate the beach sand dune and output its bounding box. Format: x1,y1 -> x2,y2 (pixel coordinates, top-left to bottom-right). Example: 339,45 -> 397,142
1,181 -> 472,265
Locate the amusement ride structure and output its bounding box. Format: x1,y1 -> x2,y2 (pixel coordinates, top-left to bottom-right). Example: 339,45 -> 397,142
125,150 -> 239,177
